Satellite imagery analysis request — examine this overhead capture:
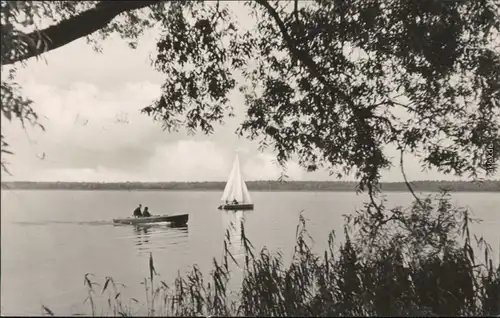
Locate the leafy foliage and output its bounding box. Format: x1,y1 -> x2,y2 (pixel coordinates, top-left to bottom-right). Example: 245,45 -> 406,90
142,1 -> 247,135
0,68 -> 43,173
1,0 -> 499,187
143,0 -> 500,190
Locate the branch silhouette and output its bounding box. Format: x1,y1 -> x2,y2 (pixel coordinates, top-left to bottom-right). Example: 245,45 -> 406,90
2,0 -> 160,66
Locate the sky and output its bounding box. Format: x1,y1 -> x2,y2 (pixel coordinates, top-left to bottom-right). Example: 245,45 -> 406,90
1,5 -> 498,183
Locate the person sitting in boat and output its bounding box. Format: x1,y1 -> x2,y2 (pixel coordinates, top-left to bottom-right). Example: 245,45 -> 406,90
133,204 -> 142,218
232,199 -> 239,205
142,207 -> 151,217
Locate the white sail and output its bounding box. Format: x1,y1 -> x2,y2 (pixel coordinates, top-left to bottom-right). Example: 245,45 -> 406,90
221,153 -> 252,203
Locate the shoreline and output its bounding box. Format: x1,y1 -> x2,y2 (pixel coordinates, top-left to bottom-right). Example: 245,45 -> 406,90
1,188 -> 498,193
2,180 -> 499,192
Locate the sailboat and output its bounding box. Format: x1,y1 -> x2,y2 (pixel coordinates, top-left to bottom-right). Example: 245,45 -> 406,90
218,153 -> 254,210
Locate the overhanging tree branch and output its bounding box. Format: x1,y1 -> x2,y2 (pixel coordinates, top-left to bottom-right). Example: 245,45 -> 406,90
254,0 -> 384,188
2,0 -> 162,66
253,0 -> 380,119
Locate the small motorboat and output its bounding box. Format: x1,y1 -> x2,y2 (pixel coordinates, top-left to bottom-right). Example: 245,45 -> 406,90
113,214 -> 188,227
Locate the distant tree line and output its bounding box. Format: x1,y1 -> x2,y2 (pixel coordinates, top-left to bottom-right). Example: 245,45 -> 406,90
1,180 -> 499,192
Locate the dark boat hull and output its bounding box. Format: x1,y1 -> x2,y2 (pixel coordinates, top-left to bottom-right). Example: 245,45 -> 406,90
113,214 -> 189,226
218,203 -> 254,210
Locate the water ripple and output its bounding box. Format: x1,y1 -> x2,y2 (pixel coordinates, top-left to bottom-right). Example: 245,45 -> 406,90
124,224 -> 190,254
13,220 -> 113,226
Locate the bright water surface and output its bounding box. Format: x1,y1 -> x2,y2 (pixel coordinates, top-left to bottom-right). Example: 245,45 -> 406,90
1,190 -> 499,316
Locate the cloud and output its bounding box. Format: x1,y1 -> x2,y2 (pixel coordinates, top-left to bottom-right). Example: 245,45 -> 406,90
18,139 -> 300,182
2,76 -> 302,182
244,153 -> 303,181
145,140 -> 231,182
34,166 -> 131,182
30,140 -> 231,182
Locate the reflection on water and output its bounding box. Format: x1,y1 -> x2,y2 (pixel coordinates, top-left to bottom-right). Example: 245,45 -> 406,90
221,210 -> 250,259
133,225 -> 151,247
128,223 -> 189,254
221,210 -> 252,292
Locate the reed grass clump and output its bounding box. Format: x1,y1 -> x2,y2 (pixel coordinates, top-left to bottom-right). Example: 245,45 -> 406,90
43,192 -> 500,317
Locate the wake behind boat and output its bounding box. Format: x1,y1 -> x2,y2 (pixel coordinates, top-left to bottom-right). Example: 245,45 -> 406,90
113,214 -> 189,227
218,152 -> 254,210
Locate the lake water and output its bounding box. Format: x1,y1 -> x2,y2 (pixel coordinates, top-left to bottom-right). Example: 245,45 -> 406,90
1,190 -> 499,316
